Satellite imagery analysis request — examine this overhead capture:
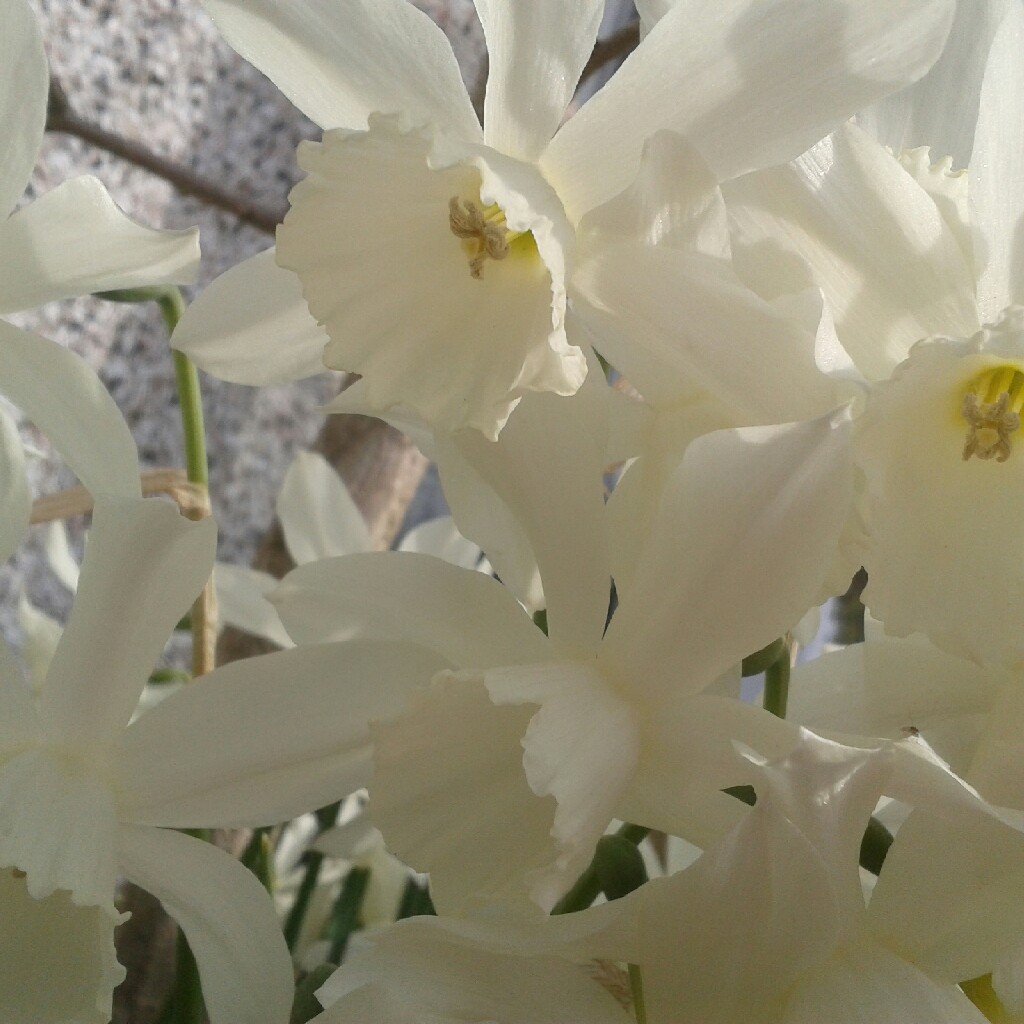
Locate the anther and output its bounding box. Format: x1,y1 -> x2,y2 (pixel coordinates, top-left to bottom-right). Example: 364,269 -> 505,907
962,391 -> 1020,462
448,196 -> 511,279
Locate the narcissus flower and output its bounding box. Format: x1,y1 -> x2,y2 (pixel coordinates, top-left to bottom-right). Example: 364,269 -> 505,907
273,390 -> 854,912
178,0 -> 956,438
724,2 -> 1024,664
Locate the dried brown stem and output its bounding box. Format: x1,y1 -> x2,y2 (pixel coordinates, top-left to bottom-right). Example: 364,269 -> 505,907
46,76 -> 283,235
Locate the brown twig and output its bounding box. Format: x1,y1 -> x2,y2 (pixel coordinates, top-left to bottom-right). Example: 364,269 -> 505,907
46,76 -> 283,235
30,468 -> 218,677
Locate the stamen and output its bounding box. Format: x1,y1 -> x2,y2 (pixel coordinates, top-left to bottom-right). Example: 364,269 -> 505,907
962,392 -> 1021,462
448,196 -> 516,279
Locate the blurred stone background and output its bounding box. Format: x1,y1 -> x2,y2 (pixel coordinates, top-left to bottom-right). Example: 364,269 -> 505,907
2,0 -> 636,640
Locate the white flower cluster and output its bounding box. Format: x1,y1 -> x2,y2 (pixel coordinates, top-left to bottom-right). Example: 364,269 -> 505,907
4,0 -> 1024,1022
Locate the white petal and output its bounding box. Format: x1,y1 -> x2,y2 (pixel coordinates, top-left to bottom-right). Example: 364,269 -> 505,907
277,451 -> 370,563
213,563 -> 293,648
637,794 -> 839,1021
858,0 -> 1014,170
0,407 -> 29,565
16,592 -> 62,692
725,124 -> 979,381
0,866 -> 124,1024
783,941 -> 988,1024
172,248 -> 331,385
868,807 -> 1024,986
577,130 -> 730,259
38,497 -> 216,747
0,321 -> 140,497
484,660 -> 641,909
573,245 -> 841,422
0,177 -> 199,314
118,824 -> 294,1024
602,411 -> 853,698
397,516 -> 482,571
0,652 -> 41,758
970,1 -> 1024,319
273,552 -> 548,668
788,635 -> 1003,780
118,641 -> 448,828
477,0 -> 603,163
278,120 -> 584,439
369,671 -> 556,914
42,520 -> 81,592
201,0 -> 480,139
430,431 -> 545,614
315,916 -> 628,1024
541,0 -> 957,220
0,0 -> 47,220
446,390 -> 609,657
0,750 -> 118,907
993,945 -> 1024,1013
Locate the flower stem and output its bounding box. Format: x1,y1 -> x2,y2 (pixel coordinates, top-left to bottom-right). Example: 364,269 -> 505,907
284,802 -> 342,950
628,963 -> 647,1024
763,639 -> 791,719
551,823 -> 649,915
96,286 -> 213,676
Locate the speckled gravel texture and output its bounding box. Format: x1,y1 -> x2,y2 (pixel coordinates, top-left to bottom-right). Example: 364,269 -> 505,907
2,0 -> 487,641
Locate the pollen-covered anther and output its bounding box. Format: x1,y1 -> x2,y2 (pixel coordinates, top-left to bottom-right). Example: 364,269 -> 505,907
448,196 -> 511,279
962,391 -> 1020,462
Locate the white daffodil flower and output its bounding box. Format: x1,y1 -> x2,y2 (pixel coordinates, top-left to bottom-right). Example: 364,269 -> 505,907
307,730 -> 1024,1024
272,388 -> 854,913
0,493 -> 458,1024
722,3 -> 1024,665
0,0 -> 199,315
215,450 -> 486,649
0,333 -> 451,1023
175,0 -> 956,438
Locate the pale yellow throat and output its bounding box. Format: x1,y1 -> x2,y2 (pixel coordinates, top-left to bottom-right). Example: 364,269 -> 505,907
448,196 -> 533,279
961,366 -> 1024,462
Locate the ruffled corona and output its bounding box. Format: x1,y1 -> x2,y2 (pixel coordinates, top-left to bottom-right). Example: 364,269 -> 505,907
858,306 -> 1024,665
277,116 -> 586,440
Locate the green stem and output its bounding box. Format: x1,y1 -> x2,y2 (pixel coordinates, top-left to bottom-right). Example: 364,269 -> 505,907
326,866 -> 371,964
551,823 -> 649,915
628,963 -> 647,1024
284,802 -> 341,950
167,926 -> 206,1024
96,286 -> 208,488
763,640 -> 791,719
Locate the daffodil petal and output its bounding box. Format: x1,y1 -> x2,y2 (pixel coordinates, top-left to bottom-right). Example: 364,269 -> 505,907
273,552 -> 548,667
212,563 -> 293,649
201,0 -> 480,140
725,123 -> 978,381
118,824 -> 294,1024
0,866 -> 124,1024
39,497 -> 216,747
971,1 -> 1024,320
314,916 -> 629,1024
0,177 -> 199,314
172,248 -> 332,385
0,407 -> 29,565
477,0 -> 603,164
0,321 -> 140,497
541,0 -> 956,220
118,641 -> 448,828
0,0 -> 46,221
603,411 -> 853,698
858,0 -> 1013,170
277,451 -> 371,563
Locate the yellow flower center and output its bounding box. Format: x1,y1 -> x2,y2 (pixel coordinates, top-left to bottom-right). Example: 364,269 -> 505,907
961,365 -> 1024,462
448,196 -> 536,279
